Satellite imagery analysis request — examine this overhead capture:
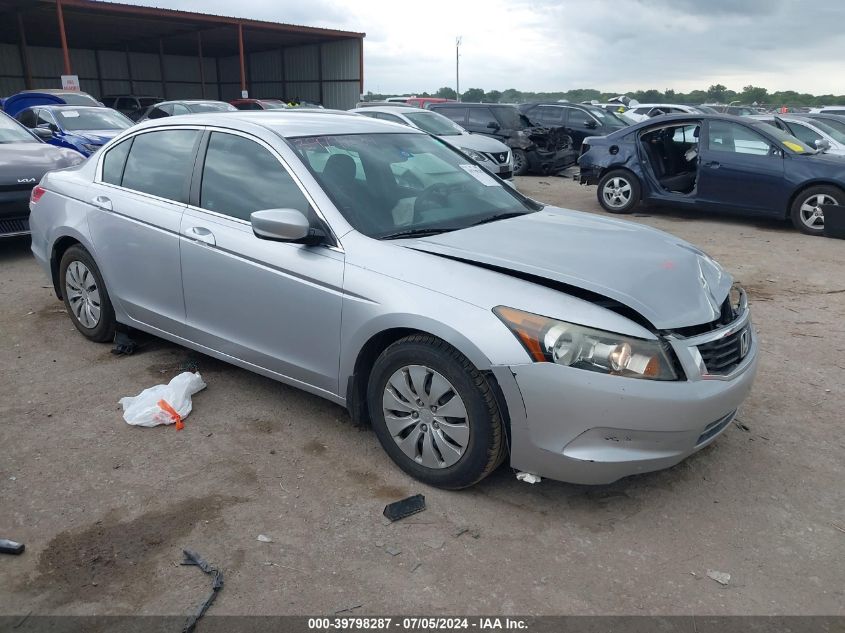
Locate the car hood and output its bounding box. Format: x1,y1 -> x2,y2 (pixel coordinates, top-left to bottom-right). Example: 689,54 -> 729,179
403,208 -> 733,330
441,133 -> 510,154
0,142 -> 84,184
67,130 -> 122,145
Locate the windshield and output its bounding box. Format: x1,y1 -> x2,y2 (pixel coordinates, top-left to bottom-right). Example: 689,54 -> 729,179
290,133 -> 539,239
55,108 -> 132,131
490,106 -> 532,130
815,117 -> 845,137
56,92 -> 100,106
187,102 -> 236,113
805,118 -> 845,144
404,111 -> 464,136
583,105 -> 628,129
260,101 -> 288,109
138,97 -> 161,108
755,123 -> 814,154
0,113 -> 36,143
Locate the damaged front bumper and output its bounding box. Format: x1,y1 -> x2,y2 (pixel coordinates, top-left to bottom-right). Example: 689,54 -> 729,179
491,319 -> 759,485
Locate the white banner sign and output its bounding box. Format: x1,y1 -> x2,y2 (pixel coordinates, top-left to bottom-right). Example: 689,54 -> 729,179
61,75 -> 80,91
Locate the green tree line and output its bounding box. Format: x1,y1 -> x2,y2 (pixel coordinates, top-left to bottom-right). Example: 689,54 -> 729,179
364,84 -> 845,107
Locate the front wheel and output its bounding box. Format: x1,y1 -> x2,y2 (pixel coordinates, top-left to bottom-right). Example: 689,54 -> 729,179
597,169 -> 641,213
790,185 -> 842,235
59,245 -> 116,342
367,335 -> 506,489
512,149 -> 529,176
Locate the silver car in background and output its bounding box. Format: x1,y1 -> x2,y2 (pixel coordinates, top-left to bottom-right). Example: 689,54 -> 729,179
351,105 -> 514,180
29,111 -> 758,488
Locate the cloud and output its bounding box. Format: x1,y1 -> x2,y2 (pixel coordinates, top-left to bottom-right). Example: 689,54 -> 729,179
112,0 -> 845,95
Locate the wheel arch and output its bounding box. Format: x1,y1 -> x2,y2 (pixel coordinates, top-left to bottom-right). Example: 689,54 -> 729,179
50,235 -> 83,299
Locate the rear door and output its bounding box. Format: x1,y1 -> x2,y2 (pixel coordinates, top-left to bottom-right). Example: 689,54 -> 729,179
87,127 -> 203,335
179,129 -> 344,393
697,120 -> 786,214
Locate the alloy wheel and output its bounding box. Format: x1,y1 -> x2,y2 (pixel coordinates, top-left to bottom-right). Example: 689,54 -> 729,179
799,193 -> 836,229
602,176 -> 632,209
65,260 -> 101,329
381,364 -> 470,469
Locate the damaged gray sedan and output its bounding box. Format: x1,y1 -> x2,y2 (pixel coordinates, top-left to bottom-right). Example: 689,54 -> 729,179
29,111 -> 758,488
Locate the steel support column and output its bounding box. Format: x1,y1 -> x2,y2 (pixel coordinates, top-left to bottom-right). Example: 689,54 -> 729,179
197,31 -> 206,98
158,38 -> 167,99
56,0 -> 72,76
16,11 -> 32,89
238,23 -> 246,96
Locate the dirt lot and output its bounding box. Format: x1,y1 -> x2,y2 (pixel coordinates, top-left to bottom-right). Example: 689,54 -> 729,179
1,176 -> 843,617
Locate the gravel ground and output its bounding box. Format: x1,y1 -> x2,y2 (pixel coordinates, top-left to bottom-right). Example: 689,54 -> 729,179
1,175 -> 843,617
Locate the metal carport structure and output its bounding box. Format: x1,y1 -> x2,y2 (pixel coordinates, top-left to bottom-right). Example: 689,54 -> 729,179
0,0 -> 365,109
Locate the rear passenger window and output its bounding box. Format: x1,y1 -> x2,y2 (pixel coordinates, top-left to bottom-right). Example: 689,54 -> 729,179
467,107 -> 496,128
200,132 -> 310,222
121,130 -> 200,201
101,138 -> 132,185
435,107 -> 466,125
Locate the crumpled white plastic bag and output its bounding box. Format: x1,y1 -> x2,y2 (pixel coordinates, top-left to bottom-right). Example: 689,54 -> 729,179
119,371 -> 207,428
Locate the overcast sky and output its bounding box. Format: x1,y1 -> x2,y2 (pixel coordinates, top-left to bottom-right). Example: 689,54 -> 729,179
118,0 -> 845,95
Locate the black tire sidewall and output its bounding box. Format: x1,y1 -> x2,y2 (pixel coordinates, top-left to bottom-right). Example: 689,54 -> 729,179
367,339 -> 501,489
512,149 -> 529,176
790,185 -> 842,236
59,246 -> 116,343
597,169 -> 641,213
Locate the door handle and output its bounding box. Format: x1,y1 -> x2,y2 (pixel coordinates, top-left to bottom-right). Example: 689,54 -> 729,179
185,226 -> 216,246
704,161 -> 720,169
92,195 -> 112,211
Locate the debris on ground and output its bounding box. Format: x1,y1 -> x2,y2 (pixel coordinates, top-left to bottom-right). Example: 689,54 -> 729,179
706,570 -> 731,586
734,421 -> 751,432
111,329 -> 137,356
516,472 -> 542,484
453,527 -> 469,538
119,372 -> 206,429
0,538 -> 25,555
180,549 -> 223,633
334,603 -> 363,615
257,534 -> 273,543
385,546 -> 401,556
383,494 -> 426,522
411,562 -> 422,572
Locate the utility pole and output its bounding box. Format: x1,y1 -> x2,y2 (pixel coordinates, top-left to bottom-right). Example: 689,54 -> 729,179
455,36 -> 461,102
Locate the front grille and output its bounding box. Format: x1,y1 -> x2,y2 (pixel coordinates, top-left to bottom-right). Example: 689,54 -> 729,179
0,217 -> 30,236
696,411 -> 735,446
697,325 -> 750,375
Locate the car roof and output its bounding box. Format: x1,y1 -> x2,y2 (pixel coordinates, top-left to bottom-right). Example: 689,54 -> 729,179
131,110 -> 422,137
620,112 -> 783,131
351,106 -> 426,116
161,99 -> 230,105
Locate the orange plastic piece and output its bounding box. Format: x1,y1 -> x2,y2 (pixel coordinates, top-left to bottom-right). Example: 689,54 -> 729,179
158,399 -> 184,430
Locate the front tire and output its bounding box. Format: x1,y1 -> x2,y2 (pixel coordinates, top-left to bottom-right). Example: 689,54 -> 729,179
367,335 -> 506,489
597,169 -> 641,213
512,149 -> 529,176
790,185 -> 842,235
59,245 -> 116,343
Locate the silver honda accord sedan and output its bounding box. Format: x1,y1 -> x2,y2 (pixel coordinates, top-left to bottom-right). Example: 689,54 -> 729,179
29,111 -> 758,489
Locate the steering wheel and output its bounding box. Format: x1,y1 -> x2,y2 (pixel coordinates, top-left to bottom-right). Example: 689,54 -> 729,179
413,183 -> 451,221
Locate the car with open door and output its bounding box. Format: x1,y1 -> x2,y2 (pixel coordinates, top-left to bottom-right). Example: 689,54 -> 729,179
579,113 -> 845,235
30,111 -> 758,488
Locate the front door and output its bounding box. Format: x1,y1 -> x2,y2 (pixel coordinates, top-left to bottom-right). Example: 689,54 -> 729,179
179,130 -> 344,395
697,120 -> 786,214
87,128 -> 202,335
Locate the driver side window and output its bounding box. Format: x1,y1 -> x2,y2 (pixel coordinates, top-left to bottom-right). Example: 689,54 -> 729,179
707,121 -> 771,156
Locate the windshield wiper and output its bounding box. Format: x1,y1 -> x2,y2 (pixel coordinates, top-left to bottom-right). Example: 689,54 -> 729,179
468,211 -> 530,227
379,227 -> 458,240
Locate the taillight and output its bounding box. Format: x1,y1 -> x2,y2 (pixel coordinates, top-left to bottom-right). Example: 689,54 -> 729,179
30,186 -> 46,203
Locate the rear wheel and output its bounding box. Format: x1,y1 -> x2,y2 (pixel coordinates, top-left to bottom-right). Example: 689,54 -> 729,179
367,335 -> 506,489
597,169 -> 641,213
790,185 -> 842,235
512,149 -> 529,176
59,245 -> 116,342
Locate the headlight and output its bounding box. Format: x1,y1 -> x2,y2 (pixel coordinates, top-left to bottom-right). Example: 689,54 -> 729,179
494,306 -> 679,380
462,148 -> 489,162
82,143 -> 100,153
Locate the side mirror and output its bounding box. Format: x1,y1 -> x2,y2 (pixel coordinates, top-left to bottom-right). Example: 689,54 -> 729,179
251,208 -> 325,245
33,126 -> 54,139
815,138 -> 831,152
584,120 -> 598,129
486,121 -> 500,130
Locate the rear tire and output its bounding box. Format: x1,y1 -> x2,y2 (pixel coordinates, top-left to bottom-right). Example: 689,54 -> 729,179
790,185 -> 842,235
367,335 -> 506,489
597,169 -> 641,214
59,245 -> 116,343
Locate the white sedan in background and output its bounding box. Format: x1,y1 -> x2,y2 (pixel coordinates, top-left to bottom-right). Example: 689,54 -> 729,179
351,106 -> 514,180
623,104 -> 704,124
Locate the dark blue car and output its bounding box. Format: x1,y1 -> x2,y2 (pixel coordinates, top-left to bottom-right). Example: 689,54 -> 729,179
578,113 -> 845,235
14,105 -> 132,157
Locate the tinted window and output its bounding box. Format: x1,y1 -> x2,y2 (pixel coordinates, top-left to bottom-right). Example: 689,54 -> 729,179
200,132 -> 310,222
467,107 -> 497,129
101,97 -> 117,108
377,112 -> 406,125
101,138 -> 132,185
434,107 -> 466,125
707,121 -> 771,155
17,110 -> 37,128
785,122 -> 822,146
59,93 -> 100,106
565,107 -> 596,128
147,105 -> 170,119
234,102 -> 261,110
171,103 -> 191,115
535,106 -> 564,125
122,130 -> 200,201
